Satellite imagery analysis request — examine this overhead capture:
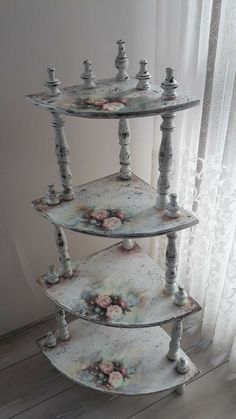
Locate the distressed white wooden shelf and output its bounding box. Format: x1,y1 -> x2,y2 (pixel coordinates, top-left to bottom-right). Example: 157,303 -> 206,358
26,77 -> 199,119
32,173 -> 199,238
37,241 -> 200,328
38,318 -> 200,395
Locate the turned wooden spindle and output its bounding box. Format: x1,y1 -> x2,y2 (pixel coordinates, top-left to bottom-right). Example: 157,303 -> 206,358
167,318 -> 183,361
135,60 -> 151,90
80,59 -> 96,89
52,112 -> 74,201
45,67 -> 61,97
165,231 -> 178,295
161,67 -> 179,100
54,225 -> 73,278
118,119 -> 132,179
155,112 -> 175,209
122,238 -> 135,250
115,40 -> 129,81
165,193 -> 180,218
56,307 -> 70,341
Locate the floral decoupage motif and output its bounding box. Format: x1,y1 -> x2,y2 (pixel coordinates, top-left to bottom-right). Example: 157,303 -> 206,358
79,291 -> 131,322
82,207 -> 130,231
78,97 -> 128,112
80,358 -> 135,390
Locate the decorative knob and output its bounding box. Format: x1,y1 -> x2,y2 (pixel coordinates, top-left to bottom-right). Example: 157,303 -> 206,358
81,59 -> 96,89
161,67 -> 178,100
45,67 -> 61,97
176,356 -> 189,374
46,265 -> 60,285
174,285 -> 188,306
45,184 -> 60,206
45,331 -> 57,348
115,40 -> 129,81
165,193 -> 180,218
136,60 -> 151,90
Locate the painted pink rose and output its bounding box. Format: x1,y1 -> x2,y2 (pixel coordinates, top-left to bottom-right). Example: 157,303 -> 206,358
119,367 -> 128,377
99,360 -> 114,374
102,102 -> 125,111
118,299 -> 129,310
106,304 -> 123,320
90,209 -> 109,220
102,217 -> 122,230
95,295 -> 112,309
115,210 -> 127,221
94,99 -> 107,106
108,371 -> 124,388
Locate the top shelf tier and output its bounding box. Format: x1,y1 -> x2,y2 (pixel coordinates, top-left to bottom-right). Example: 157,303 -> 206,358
26,77 -> 199,119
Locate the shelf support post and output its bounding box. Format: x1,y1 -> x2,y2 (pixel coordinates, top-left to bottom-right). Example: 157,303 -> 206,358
167,318 -> 183,361
51,112 -> 74,201
155,112 -> 175,209
118,118 -> 132,180
55,306 -> 70,341
165,231 -> 178,295
54,225 -> 73,278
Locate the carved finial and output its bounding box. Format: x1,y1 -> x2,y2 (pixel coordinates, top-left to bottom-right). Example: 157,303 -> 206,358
45,184 -> 60,206
136,60 -> 151,90
45,331 -> 57,348
174,285 -> 188,306
176,356 -> 189,374
46,265 -> 60,285
81,59 -> 95,89
56,308 -> 70,341
161,67 -> 178,100
165,193 -> 180,218
45,67 -> 61,96
115,40 -> 129,81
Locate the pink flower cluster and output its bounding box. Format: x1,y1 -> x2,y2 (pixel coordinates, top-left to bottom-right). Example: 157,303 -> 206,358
86,358 -> 131,390
80,97 -> 128,112
83,208 -> 129,231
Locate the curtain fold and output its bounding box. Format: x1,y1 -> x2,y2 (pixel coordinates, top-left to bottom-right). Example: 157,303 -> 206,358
151,0 -> 236,364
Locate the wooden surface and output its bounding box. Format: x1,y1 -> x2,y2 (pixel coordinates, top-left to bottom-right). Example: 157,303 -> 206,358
26,77 -> 199,119
0,315 -> 234,419
32,173 -> 198,238
37,241 -> 200,328
38,318 -> 199,396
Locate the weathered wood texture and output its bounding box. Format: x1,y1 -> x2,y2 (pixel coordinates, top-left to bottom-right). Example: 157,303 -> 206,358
38,319 -> 200,396
32,173 -> 199,238
26,77 -> 199,119
37,241 -> 200,328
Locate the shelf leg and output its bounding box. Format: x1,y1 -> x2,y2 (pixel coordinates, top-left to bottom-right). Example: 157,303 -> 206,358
51,112 -> 74,201
167,318 -> 183,361
176,384 -> 185,395
55,306 -> 70,341
118,118 -> 132,180
155,112 -> 175,209
54,225 -> 73,278
122,238 -> 135,250
165,231 -> 178,295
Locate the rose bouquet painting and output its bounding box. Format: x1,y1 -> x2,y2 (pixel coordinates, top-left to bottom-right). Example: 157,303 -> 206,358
80,291 -> 131,322
78,97 -> 128,112
82,207 -> 130,231
82,358 -> 135,390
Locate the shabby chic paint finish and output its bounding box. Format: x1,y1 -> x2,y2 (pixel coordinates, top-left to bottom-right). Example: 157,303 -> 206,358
26,77 -> 199,119
37,241 -> 200,328
32,173 -> 199,238
38,319 -> 200,395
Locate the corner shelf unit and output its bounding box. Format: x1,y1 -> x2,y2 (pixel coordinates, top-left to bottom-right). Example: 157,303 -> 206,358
27,40 -> 201,397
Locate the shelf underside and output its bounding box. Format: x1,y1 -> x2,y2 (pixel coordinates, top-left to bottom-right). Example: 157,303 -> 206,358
32,173 -> 199,238
37,241 -> 200,328
38,319 -> 200,395
27,77 -> 199,119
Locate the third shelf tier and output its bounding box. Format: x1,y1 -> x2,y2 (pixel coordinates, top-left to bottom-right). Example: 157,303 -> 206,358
32,173 -> 199,238
37,241 -> 201,328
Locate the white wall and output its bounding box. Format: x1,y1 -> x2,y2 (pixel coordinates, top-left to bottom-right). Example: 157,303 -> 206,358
0,0 -> 157,335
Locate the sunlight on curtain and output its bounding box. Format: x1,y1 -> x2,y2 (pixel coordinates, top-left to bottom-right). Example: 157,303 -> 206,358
151,0 -> 236,364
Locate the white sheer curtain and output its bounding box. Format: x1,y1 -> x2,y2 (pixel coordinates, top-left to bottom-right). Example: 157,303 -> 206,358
151,0 -> 236,366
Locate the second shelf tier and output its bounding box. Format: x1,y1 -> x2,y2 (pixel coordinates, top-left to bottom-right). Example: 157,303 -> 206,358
32,173 -> 199,238
37,241 -> 201,328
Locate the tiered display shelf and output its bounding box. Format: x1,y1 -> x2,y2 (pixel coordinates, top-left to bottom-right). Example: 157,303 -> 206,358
27,40 -> 201,397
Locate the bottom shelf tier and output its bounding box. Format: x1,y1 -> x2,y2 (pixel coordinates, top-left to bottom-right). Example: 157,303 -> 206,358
38,319 -> 200,395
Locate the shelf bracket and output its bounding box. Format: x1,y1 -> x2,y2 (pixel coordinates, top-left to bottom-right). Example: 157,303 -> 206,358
118,118 -> 132,180
54,225 -> 73,278
167,318 -> 183,361
51,112 -> 74,201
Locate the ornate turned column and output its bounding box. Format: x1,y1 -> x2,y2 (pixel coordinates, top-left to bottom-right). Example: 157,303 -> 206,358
118,118 -> 132,180
54,225 -> 73,278
165,231 -> 178,295
167,318 -> 183,361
